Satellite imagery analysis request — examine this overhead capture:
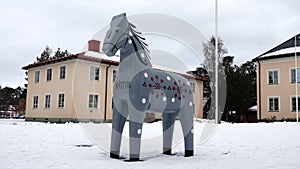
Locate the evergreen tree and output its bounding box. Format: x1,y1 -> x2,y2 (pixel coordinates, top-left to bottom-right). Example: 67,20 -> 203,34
187,66 -> 211,118
222,57 -> 257,122
36,46 -> 52,62
0,86 -> 27,114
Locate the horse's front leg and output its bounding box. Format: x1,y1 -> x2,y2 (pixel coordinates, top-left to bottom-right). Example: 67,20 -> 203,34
128,109 -> 146,161
110,101 -> 128,159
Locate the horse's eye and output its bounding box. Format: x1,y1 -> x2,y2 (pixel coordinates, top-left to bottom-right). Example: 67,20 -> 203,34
115,30 -> 119,33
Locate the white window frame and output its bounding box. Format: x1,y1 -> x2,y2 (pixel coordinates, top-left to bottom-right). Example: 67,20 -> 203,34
268,96 -> 280,112
44,94 -> 51,109
290,95 -> 300,112
46,67 -> 52,82
34,70 -> 40,83
267,69 -> 279,85
33,95 -> 39,109
59,65 -> 67,80
88,93 -> 100,109
90,65 -> 100,81
58,93 -> 65,108
289,67 -> 300,84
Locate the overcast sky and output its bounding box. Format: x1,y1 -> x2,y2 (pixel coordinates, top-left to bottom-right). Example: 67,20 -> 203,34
1,0 -> 300,88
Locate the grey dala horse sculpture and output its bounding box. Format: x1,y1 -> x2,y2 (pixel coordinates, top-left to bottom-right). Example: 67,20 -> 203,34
102,13 -> 194,161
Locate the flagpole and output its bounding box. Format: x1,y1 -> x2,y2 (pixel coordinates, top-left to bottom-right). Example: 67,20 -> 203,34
295,36 -> 299,124
215,0 -> 219,124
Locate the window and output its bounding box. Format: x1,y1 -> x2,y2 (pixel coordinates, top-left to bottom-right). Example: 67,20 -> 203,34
291,97 -> 300,111
46,68 -> 52,81
88,94 -> 99,109
33,96 -> 38,109
59,66 -> 66,79
45,95 -> 51,108
190,82 -> 195,93
268,97 -> 279,112
290,68 -> 300,83
113,70 -> 117,82
268,70 -> 279,84
58,93 -> 65,108
90,66 -> 100,80
34,70 -> 40,83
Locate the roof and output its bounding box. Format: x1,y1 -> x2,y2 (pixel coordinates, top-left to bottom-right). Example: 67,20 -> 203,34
22,52 -> 119,70
22,52 -> 207,81
253,33 -> 300,62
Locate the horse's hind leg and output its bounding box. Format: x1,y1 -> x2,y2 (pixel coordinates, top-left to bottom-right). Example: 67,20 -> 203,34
178,102 -> 194,157
162,112 -> 177,155
110,102 -> 128,159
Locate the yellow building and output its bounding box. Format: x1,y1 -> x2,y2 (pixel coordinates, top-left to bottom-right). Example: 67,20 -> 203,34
253,34 -> 300,121
22,40 -> 205,123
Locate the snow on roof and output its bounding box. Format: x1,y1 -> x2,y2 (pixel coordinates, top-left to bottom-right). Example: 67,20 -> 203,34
84,51 -> 120,62
248,105 -> 257,111
260,47 -> 300,57
253,33 -> 300,61
152,64 -> 186,75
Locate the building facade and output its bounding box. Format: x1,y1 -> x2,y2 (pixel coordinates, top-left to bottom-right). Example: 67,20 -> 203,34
22,40 -> 205,123
253,34 -> 300,121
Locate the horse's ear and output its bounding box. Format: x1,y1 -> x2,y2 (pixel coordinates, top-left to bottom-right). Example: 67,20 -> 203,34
112,13 -> 127,21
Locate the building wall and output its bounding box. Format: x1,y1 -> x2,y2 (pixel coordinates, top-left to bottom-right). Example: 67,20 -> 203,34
25,58 -> 203,122
26,60 -> 76,121
258,56 -> 300,120
190,79 -> 203,119
71,59 -> 117,121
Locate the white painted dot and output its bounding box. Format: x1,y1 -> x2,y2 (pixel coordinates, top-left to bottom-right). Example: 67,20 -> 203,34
128,39 -> 132,44
162,97 -> 167,102
189,102 -> 193,107
129,31 -> 133,36
137,129 -> 142,135
187,81 -> 190,86
140,53 -> 145,58
142,98 -> 146,104
144,72 -> 148,78
171,98 -> 175,103
167,76 -> 171,81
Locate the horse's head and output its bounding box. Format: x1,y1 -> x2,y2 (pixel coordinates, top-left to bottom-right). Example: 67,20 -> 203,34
102,13 -> 129,56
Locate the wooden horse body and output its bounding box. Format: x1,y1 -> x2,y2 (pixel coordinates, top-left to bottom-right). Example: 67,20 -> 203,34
102,13 -> 194,161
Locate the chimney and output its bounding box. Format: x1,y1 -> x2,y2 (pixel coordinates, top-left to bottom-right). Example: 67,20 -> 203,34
88,40 -> 100,52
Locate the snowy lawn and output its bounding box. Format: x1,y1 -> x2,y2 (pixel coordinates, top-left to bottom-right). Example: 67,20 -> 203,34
1,119 -> 300,169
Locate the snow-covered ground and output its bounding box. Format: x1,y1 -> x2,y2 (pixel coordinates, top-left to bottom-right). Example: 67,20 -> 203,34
1,119 -> 300,169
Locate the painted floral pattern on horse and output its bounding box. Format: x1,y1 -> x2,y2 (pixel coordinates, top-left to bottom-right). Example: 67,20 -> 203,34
129,68 -> 192,112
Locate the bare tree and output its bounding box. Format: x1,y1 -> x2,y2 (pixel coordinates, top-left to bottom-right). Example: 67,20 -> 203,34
202,36 -> 227,121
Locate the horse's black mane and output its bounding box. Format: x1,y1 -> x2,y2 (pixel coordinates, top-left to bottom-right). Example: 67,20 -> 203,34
129,22 -> 150,54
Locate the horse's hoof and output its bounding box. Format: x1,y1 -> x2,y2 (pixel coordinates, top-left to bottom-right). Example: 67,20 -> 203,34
163,153 -> 177,156
184,150 -> 194,157
110,152 -> 125,159
163,149 -> 176,156
124,158 -> 143,162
